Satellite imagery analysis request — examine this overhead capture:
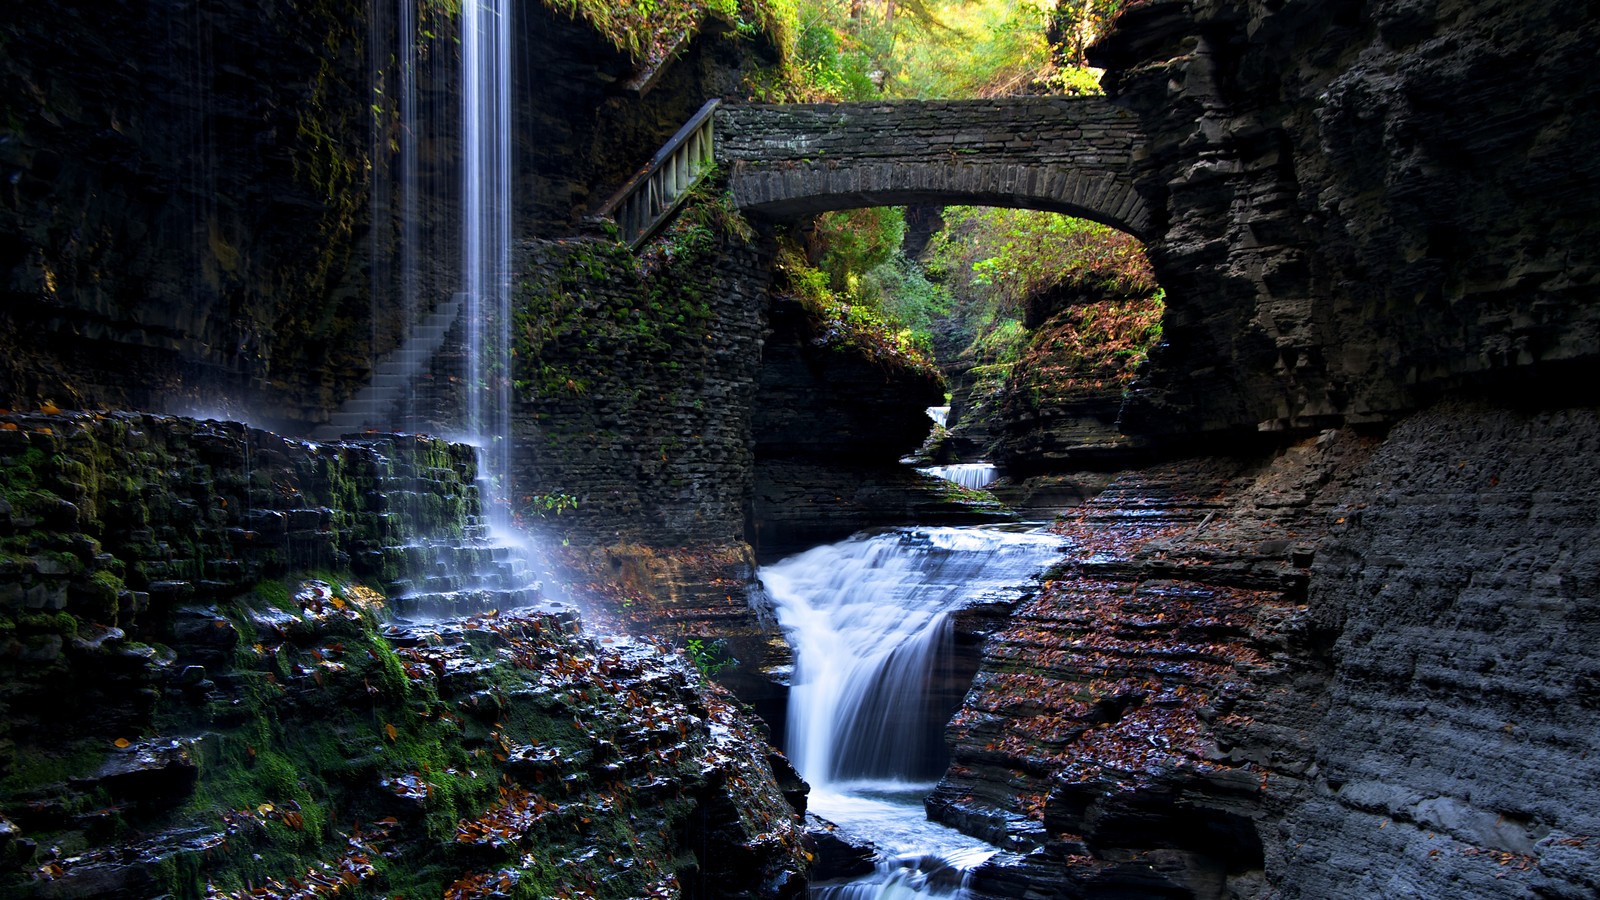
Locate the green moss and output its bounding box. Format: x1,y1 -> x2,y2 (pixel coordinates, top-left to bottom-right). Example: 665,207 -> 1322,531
0,741 -> 103,794
251,579 -> 293,610
511,188 -> 745,405
362,634 -> 412,701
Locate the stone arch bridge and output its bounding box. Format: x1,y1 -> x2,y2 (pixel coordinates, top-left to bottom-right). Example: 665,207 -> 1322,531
599,96 -> 1151,248
714,97 -> 1150,239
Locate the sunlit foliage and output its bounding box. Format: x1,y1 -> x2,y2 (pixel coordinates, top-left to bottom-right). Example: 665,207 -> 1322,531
775,240 -> 940,372
543,0 -> 795,67
780,0 -> 1130,100
811,207 -> 907,293
927,207 -> 1156,313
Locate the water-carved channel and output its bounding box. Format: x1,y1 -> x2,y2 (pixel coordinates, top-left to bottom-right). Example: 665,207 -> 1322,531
762,526 -> 1065,897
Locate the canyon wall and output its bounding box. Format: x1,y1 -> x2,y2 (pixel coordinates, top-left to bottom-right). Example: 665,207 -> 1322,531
1094,0 -> 1600,441
0,0 -> 397,425
751,294 -> 1004,561
502,207 -> 989,729
0,0 -> 779,430
927,2 -> 1600,897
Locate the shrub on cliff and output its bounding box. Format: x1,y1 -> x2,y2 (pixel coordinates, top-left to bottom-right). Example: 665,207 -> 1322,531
774,240 -> 940,376
926,206 -> 1156,314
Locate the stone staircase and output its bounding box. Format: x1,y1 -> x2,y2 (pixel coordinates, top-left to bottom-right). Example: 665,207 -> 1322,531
312,295 -> 464,440
345,434 -> 551,621
384,527 -> 549,620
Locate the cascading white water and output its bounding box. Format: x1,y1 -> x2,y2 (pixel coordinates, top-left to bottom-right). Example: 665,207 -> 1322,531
761,525 -> 1064,897
918,463 -> 998,491
462,0 -> 514,526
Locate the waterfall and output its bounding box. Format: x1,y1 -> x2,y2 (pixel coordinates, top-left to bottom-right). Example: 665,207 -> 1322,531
918,463 -> 998,491
761,526 -> 1063,896
462,0 -> 514,526
395,0 -> 420,426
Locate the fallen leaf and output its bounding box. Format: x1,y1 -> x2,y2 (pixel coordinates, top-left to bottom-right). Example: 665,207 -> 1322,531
114,737 -> 132,749
385,722 -> 399,742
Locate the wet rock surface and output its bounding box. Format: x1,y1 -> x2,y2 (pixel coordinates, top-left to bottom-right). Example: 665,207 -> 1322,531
0,0 -> 478,428
933,437 -> 1373,896
509,229 -> 772,551
6,601 -> 808,899
0,413 -> 809,898
934,401 -> 1600,898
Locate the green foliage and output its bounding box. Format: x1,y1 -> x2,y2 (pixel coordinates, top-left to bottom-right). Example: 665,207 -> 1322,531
860,255 -> 953,348
542,0 -> 793,66
927,206 -> 1156,315
789,13 -> 882,100
524,492 -> 579,518
970,317 -> 1028,367
812,207 -> 906,293
892,0 -> 1054,98
682,637 -> 736,679
778,0 -> 1120,100
775,240 -> 940,374
1050,0 -> 1127,67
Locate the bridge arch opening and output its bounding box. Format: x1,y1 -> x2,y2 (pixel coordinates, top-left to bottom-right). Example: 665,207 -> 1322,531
764,197 -> 1167,486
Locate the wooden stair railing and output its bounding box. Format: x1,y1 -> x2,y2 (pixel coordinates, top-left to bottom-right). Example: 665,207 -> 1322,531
594,98 -> 720,250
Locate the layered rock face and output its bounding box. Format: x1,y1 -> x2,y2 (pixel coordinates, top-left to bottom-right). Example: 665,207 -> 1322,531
503,217 -> 795,717
937,406 -> 1598,898
927,2 -> 1600,896
1094,0 -> 1600,439
1272,403 -> 1600,897
933,434 -> 1373,895
511,224 -> 770,551
750,295 -> 1006,561
0,0 -> 395,425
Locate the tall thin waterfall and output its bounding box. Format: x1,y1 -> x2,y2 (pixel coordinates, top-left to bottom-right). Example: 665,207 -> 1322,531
762,526 -> 1063,897
396,0 -> 420,425
462,0 -> 514,524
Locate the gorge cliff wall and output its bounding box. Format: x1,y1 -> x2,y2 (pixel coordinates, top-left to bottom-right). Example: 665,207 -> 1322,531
0,0 -> 778,431
924,2 -> 1600,897
1094,0 -> 1600,441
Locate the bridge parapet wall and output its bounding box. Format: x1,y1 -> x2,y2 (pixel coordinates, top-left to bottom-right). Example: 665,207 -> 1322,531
715,97 -> 1151,237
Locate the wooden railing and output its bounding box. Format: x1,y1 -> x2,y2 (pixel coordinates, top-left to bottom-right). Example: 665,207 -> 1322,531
594,99 -> 720,250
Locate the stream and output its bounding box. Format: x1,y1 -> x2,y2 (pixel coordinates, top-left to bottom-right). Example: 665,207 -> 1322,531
761,525 -> 1065,897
